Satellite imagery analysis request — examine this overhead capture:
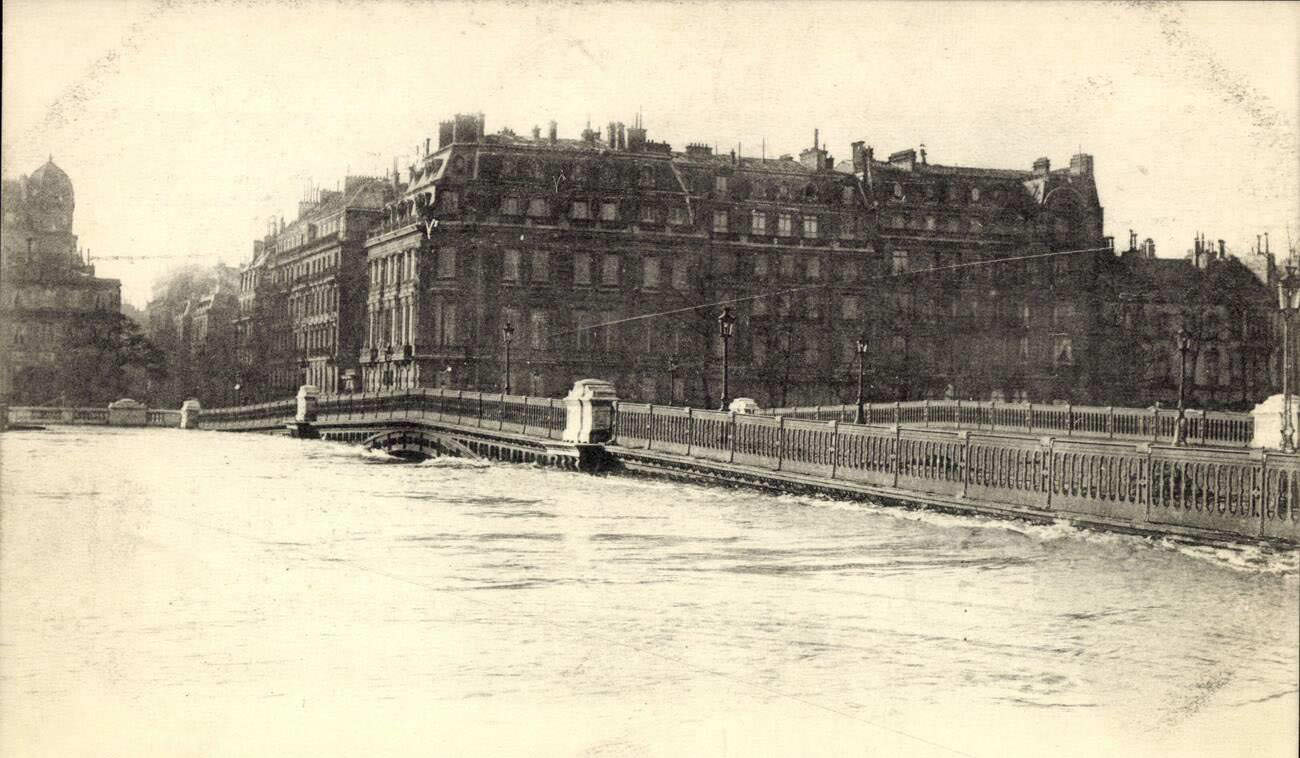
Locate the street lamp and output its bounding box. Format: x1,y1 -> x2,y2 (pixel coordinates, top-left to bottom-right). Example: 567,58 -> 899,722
1278,265 -> 1300,453
1174,327 -> 1191,446
234,382 -> 242,407
668,354 -> 679,405
717,307 -> 736,410
854,336 -> 868,424
502,320 -> 515,394
383,345 -> 393,390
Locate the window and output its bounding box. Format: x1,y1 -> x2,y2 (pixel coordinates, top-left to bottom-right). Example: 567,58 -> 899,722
602,255 -> 619,286
970,186 -> 981,202
639,205 -> 658,224
839,217 -> 856,239
672,259 -> 689,290
893,182 -> 904,199
752,337 -> 766,366
669,206 -> 688,226
638,167 -> 654,188
715,175 -> 728,194
716,252 -> 736,275
1053,336 -> 1073,367
946,218 -> 960,233
503,249 -> 521,282
806,257 -> 821,280
754,255 -> 768,278
751,210 -> 767,235
842,186 -> 855,205
892,250 -> 909,275
892,214 -> 906,229
530,250 -> 549,282
841,296 -> 860,320
600,202 -> 618,221
780,255 -> 795,279
530,311 -> 547,350
571,200 -> 591,220
437,248 -> 456,279
643,258 -> 660,289
528,198 -> 549,217
501,197 -> 521,216
441,191 -> 460,213
802,216 -> 819,238
574,252 -> 591,285
712,210 -> 729,233
840,260 -> 860,282
1021,303 -> 1031,327
925,216 -> 936,231
778,213 -> 793,237
753,296 -> 768,316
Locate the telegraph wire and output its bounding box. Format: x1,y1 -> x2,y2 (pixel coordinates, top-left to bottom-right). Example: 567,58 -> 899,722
544,244 -> 1115,340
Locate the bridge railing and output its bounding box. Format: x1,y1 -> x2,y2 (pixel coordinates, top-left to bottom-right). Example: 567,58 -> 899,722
202,388 -> 568,438
8,406 -> 112,425
611,403 -> 1298,544
762,400 -> 1255,448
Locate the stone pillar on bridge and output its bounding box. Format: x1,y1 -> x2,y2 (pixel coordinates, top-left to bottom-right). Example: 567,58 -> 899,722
180,399 -> 202,429
288,385 -> 321,439
563,379 -> 618,444
1250,394 -> 1299,450
729,397 -> 760,415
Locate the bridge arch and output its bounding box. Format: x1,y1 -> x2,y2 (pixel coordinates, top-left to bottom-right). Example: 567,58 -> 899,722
362,429 -> 451,461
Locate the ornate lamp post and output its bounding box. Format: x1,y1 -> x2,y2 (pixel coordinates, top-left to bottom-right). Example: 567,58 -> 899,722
383,345 -> 394,389
1278,265 -> 1300,453
717,307 -> 736,410
1174,327 -> 1191,446
502,320 -> 515,394
854,336 -> 868,424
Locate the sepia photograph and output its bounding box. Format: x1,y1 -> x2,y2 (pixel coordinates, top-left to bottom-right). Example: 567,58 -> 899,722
1,1 -> 1297,756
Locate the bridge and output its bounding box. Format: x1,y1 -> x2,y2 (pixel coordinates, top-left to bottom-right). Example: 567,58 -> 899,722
8,384 -> 1298,547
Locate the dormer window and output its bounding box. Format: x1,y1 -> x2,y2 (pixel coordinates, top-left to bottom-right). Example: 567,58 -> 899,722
970,186 -> 981,202
600,202 -> 618,221
712,210 -> 729,233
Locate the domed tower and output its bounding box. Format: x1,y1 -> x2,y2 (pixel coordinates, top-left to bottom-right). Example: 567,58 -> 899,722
25,156 -> 75,234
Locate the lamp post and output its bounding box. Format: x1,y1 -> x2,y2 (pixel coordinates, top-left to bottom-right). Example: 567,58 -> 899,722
854,336 -> 868,424
668,354 -> 679,405
234,382 -> 242,407
383,345 -> 393,389
717,307 -> 736,410
1278,265 -> 1300,453
502,320 -> 515,394
1174,327 -> 1191,446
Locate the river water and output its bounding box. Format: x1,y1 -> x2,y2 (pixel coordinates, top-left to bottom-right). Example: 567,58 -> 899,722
1,427 -> 1296,757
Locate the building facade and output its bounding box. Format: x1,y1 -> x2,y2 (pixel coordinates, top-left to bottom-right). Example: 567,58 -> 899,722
236,177 -> 393,401
227,112 -> 1283,411
1,158 -> 122,404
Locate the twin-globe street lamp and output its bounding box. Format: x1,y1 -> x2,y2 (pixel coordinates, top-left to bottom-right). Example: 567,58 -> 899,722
1278,265 -> 1299,453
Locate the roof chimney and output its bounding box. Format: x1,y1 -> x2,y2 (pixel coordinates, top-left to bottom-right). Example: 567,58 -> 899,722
548,120 -> 557,143
617,122 -> 626,150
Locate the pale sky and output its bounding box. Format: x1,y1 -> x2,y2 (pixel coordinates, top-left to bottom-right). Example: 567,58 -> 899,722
3,0 -> 1297,307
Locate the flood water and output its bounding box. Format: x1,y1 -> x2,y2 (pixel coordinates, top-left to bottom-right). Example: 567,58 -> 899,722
1,427 -> 1297,757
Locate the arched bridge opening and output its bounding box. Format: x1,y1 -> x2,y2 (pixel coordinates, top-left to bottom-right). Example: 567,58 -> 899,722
361,429 -> 482,462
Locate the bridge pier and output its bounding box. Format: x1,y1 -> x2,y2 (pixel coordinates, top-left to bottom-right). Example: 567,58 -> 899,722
287,385 -> 321,439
